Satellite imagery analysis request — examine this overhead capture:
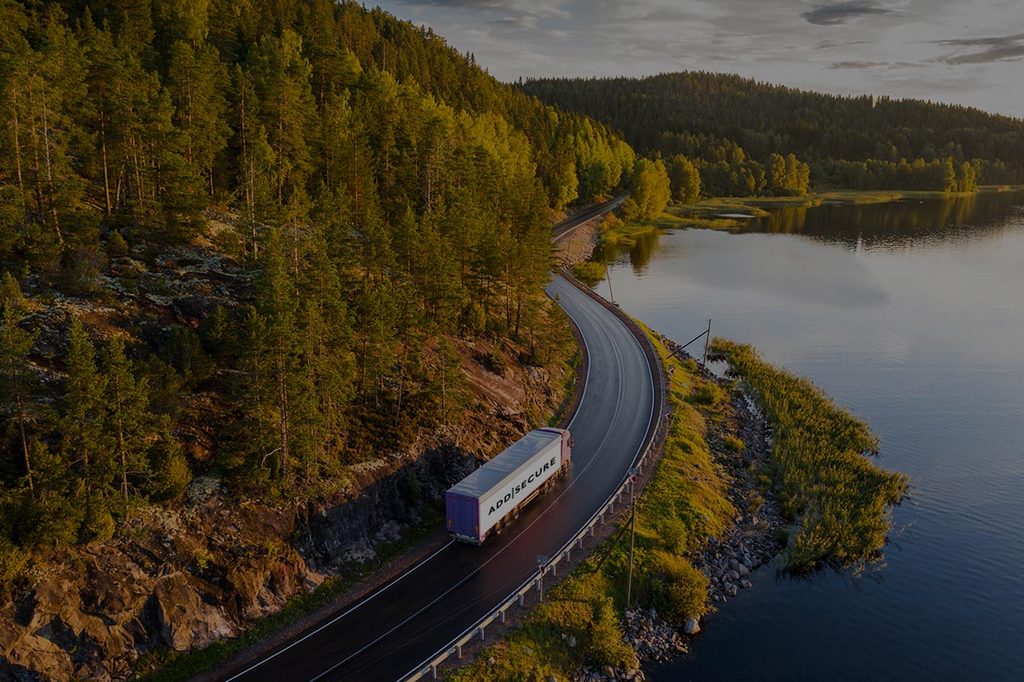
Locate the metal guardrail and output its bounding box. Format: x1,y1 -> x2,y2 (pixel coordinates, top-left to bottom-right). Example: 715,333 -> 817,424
402,272 -> 667,682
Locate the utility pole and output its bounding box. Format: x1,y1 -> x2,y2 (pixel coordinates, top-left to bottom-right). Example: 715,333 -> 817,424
702,318 -> 712,367
626,467 -> 639,609
606,260 -> 615,305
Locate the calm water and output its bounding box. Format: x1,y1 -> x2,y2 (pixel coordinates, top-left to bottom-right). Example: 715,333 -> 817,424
595,192 -> 1024,681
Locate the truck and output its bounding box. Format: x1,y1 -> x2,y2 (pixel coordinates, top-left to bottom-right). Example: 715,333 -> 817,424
445,427 -> 572,544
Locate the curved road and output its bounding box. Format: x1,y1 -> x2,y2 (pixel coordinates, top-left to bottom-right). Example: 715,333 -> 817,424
226,203 -> 654,682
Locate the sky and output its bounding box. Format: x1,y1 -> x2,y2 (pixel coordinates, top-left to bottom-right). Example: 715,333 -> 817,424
374,1 -> 1024,117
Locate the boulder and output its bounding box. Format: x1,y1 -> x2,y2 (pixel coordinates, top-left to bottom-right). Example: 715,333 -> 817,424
683,618 -> 701,635
226,561 -> 274,620
0,630 -> 75,681
148,573 -> 237,651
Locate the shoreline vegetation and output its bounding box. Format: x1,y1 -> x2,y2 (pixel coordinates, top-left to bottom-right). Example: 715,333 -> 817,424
445,325 -> 908,680
691,184 -> 1024,215
708,340 -> 908,570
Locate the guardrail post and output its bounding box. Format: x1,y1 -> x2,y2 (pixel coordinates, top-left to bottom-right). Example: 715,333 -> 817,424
519,593 -> 525,607
431,663 -> 438,680
479,626 -> 485,641
500,608 -> 507,624
457,644 -> 463,660
552,561 -> 558,577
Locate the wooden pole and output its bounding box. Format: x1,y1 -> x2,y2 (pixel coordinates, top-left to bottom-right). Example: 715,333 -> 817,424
606,260 -> 615,304
702,318 -> 712,366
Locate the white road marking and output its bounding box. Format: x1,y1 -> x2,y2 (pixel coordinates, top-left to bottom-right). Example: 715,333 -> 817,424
224,540 -> 455,681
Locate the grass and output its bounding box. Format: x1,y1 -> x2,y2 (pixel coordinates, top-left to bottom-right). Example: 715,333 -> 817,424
659,188 -> 994,233
593,210 -> 691,249
707,339 -> 908,570
598,221 -> 658,248
688,186 -> 1024,216
449,323 -> 736,680
571,261 -> 607,287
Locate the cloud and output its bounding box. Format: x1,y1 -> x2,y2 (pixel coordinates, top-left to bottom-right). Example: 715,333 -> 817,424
814,39 -> 873,50
391,0 -> 570,18
830,60 -> 886,69
830,60 -> 926,70
802,2 -> 891,26
934,32 -> 1024,64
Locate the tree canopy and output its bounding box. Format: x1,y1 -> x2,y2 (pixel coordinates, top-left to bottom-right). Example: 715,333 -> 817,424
522,72 -> 1024,195
0,0 -> 632,573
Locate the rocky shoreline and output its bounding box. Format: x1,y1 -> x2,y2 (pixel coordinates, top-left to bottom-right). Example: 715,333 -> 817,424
576,342 -> 783,682
699,382 -> 784,606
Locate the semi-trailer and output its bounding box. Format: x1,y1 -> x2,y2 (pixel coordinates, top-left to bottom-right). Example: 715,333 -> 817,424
445,427 -> 572,544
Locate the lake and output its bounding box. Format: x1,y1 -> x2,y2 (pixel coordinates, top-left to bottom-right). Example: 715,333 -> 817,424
593,191 -> 1024,680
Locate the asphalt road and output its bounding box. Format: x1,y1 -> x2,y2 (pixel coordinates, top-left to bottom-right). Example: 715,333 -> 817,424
226,200 -> 654,682
552,193 -> 627,241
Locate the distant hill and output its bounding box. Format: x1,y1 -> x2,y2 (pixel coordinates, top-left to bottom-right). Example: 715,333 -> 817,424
522,72 -> 1024,189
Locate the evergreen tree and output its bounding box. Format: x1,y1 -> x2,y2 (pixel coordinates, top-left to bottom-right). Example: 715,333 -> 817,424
61,317 -> 113,541
103,338 -> 151,510
249,30 -> 317,227
167,40 -> 230,196
0,274 -> 36,490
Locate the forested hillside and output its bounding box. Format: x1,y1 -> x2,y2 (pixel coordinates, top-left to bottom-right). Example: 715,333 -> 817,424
0,0 -> 634,606
523,72 -> 1024,194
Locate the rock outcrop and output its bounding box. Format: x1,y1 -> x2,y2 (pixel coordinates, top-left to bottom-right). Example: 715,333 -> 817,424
302,446 -> 476,572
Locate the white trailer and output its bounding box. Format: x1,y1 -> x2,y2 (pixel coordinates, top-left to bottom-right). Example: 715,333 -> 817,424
445,428 -> 572,544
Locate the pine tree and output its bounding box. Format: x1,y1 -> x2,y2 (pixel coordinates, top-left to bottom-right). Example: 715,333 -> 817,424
103,338 -> 151,510
167,40 -> 230,196
249,30 -> 317,226
62,317 -> 113,541
0,274 -> 36,490
232,64 -> 277,255
253,230 -> 297,480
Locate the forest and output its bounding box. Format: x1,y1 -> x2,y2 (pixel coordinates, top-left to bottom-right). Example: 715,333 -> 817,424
0,0 -> 635,581
522,72 -> 1024,195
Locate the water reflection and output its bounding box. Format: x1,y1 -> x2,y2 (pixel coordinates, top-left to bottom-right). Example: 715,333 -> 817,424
593,227 -> 663,273
597,190 -> 1024,275
748,191 -> 1024,248
647,231 -> 891,307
